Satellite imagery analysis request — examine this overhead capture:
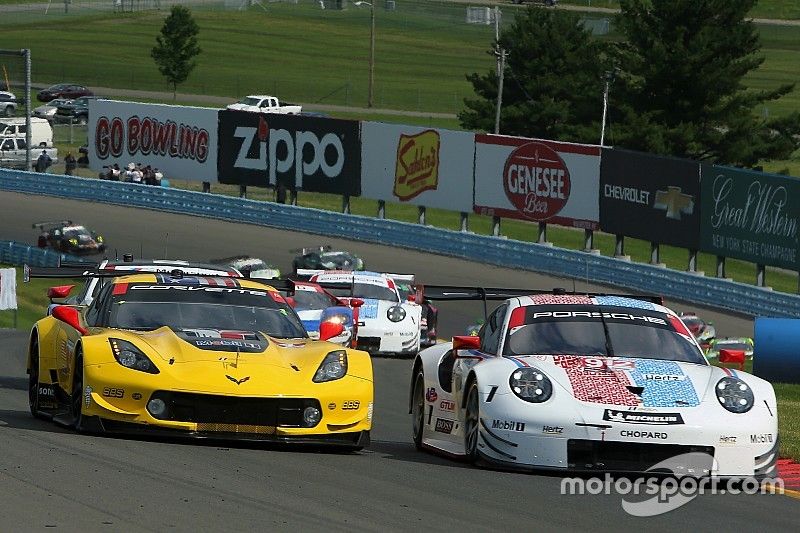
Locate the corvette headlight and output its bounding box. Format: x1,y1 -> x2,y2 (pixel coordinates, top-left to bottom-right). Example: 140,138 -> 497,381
716,377 -> 754,413
387,306 -> 406,322
509,367 -> 552,403
69,238 -> 78,245
313,350 -> 348,383
109,338 -> 159,374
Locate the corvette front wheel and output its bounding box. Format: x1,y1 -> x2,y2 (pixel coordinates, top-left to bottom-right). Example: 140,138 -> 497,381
70,350 -> 85,430
411,371 -> 425,449
464,381 -> 480,463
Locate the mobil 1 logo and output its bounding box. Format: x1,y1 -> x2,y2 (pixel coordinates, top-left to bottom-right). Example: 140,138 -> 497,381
217,110 -> 361,195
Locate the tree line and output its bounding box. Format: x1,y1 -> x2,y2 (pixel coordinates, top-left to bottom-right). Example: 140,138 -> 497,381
460,0 -> 800,169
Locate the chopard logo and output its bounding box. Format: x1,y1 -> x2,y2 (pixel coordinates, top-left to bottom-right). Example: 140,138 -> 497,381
226,375 -> 251,385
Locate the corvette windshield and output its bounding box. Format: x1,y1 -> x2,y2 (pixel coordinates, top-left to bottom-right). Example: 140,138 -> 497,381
324,282 -> 397,302
105,283 -> 306,338
504,305 -> 705,364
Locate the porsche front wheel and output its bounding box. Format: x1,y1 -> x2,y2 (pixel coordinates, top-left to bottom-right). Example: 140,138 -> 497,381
464,381 -> 480,463
411,371 -> 425,449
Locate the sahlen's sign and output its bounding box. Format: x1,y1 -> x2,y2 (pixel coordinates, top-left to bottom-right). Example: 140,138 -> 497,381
700,165 -> 800,270
600,149 -> 701,249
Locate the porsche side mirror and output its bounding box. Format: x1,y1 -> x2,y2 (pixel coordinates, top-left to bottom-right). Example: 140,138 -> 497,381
350,298 -> 364,308
47,284 -> 75,301
406,294 -> 416,303
453,335 -> 481,352
52,305 -> 88,335
320,321 -> 345,341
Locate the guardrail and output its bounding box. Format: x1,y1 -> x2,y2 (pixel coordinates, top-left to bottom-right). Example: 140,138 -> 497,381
1,169 -> 798,317
0,239 -> 89,268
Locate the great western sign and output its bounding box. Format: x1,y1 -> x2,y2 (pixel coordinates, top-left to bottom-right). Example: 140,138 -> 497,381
700,164 -> 800,269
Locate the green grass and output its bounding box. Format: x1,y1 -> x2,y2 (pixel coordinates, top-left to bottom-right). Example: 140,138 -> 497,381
774,383 -> 800,461
561,0 -> 800,19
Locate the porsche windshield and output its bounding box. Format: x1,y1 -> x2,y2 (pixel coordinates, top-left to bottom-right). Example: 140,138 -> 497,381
293,289 -> 335,310
504,305 -> 705,364
104,283 -> 307,338
324,282 -> 397,302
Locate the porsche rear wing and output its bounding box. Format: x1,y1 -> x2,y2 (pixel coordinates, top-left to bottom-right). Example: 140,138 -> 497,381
32,220 -> 72,231
418,285 -> 663,318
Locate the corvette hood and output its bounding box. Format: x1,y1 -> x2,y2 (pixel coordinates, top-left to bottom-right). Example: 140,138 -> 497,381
130,327 -> 339,375
513,355 -> 714,409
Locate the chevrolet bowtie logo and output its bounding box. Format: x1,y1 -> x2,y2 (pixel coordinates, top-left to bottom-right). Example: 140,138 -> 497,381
654,186 -> 694,220
226,375 -> 250,385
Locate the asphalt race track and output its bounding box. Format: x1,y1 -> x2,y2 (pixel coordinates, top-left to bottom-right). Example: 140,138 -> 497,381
0,192 -> 797,531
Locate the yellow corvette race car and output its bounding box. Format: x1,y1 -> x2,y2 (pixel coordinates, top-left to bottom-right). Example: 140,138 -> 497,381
26,271 -> 373,448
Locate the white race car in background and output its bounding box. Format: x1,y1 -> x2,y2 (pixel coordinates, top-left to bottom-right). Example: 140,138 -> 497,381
210,255 -> 281,280
410,289 -> 778,477
303,270 -> 422,356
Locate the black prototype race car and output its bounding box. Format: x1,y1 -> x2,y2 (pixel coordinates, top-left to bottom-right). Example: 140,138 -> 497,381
291,246 -> 364,273
34,220 -> 106,255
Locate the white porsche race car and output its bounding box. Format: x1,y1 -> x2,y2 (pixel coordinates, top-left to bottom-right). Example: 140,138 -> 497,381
410,289 -> 778,477
304,270 -> 422,356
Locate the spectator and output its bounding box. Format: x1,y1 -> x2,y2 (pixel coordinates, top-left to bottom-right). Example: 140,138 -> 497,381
64,152 -> 77,176
34,150 -> 52,173
111,163 -> 120,181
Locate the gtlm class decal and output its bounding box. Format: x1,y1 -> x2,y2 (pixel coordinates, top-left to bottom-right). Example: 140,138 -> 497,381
234,116 -> 344,187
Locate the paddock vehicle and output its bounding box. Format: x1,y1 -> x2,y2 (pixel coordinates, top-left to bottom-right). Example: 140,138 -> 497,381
410,288 -> 777,476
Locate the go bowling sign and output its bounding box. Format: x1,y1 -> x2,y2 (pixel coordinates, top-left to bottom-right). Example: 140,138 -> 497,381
474,134 -> 600,230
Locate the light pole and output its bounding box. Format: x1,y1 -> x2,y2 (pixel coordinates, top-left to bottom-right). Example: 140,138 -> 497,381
599,68 -> 617,147
354,1 -> 375,108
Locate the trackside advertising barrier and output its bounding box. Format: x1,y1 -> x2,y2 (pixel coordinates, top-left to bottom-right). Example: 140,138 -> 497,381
360,122 -> 474,212
473,134 -> 601,230
600,149 -> 701,249
216,110 -> 361,196
88,100 -> 218,182
700,164 -> 800,270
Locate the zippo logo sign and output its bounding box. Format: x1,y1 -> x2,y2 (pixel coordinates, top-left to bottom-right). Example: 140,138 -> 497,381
88,99 -> 218,181
360,122 -> 474,211
217,110 -> 361,195
473,134 -> 600,229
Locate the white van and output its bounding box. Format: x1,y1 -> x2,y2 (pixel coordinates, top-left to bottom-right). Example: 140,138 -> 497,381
0,117 -> 54,148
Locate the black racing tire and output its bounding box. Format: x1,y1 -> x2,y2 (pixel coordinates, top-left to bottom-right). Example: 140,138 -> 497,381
70,349 -> 85,430
411,371 -> 425,450
28,337 -> 44,419
464,380 -> 480,463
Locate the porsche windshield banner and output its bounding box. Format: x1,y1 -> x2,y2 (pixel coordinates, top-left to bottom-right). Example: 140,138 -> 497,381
700,164 -> 800,270
88,99 -> 218,181
600,149 -> 701,249
217,110 -> 361,195
360,122 -> 474,211
473,134 -> 601,229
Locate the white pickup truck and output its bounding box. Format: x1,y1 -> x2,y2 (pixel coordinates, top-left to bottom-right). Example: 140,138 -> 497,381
0,137 -> 58,170
226,95 -> 302,114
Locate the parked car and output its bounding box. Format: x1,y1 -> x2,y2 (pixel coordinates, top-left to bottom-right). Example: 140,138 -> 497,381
0,91 -> 17,116
226,95 -> 302,114
36,83 -> 93,103
33,98 -> 73,121
0,117 -> 55,148
0,138 -> 58,170
54,96 -> 97,125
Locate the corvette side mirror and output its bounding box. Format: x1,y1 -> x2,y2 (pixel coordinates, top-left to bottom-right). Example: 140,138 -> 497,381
52,305 -> 88,335
48,284 -> 75,301
320,322 -> 345,341
453,335 -> 481,352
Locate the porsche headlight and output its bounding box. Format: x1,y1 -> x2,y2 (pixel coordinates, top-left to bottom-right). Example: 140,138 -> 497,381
313,350 -> 348,383
96,235 -> 104,243
387,305 -> 406,322
509,367 -> 552,403
355,258 -> 364,270
716,376 -> 754,413
109,338 -> 159,374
